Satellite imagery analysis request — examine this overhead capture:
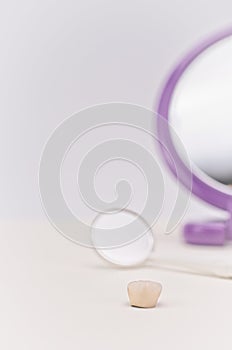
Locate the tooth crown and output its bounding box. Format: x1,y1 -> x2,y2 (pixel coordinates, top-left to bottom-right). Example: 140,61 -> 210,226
127,280 -> 162,308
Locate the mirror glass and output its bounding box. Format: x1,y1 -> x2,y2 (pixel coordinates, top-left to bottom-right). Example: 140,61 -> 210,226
91,210 -> 154,266
170,36 -> 232,187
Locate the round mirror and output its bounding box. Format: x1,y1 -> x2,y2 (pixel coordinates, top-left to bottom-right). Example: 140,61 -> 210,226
157,28 -> 232,214
170,35 -> 232,186
91,210 -> 154,266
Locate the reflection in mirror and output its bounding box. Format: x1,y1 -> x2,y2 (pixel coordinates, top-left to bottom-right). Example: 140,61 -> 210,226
170,36 -> 232,186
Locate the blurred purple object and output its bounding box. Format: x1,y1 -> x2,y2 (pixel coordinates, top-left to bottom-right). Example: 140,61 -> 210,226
184,222 -> 226,246
157,27 -> 232,246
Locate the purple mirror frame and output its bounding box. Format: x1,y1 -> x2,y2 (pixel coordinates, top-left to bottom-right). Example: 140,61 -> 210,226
157,27 -> 232,214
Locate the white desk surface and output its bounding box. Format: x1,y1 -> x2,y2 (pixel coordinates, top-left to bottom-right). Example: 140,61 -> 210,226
1,221 -> 232,350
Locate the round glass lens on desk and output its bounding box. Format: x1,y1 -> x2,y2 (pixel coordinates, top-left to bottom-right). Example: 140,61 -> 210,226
91,210 -> 154,266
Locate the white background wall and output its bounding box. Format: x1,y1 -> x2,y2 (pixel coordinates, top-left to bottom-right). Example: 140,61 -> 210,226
1,0 -> 232,222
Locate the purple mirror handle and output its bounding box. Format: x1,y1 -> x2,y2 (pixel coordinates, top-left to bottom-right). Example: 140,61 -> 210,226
184,221 -> 226,246
156,27 -> 232,245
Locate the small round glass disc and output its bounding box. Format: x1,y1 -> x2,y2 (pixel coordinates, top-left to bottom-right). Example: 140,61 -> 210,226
91,210 -> 154,266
